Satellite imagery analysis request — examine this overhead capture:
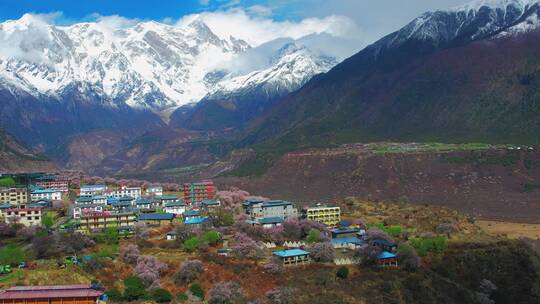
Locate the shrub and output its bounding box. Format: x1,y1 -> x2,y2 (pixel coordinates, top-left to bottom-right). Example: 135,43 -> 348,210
397,243 -> 420,271
0,245 -> 25,265
123,276 -> 147,301
190,283 -> 204,300
183,237 -> 201,252
174,260 -> 204,284
266,287 -> 294,304
282,219 -> 302,240
176,293 -> 188,302
135,255 -> 168,288
264,257 -> 283,274
105,289 -> 123,302
120,244 -> 140,264
231,232 -> 264,260
356,245 -> 382,267
208,281 -> 243,304
336,266 -> 349,279
410,236 -> 448,256
309,242 -> 335,262
203,231 -> 220,245
384,225 -> 402,237
436,223 -> 456,237
151,288 -> 173,303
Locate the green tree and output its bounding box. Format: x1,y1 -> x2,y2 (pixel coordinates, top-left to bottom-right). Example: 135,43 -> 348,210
189,283 -> 204,300
0,177 -> 15,186
336,266 -> 349,279
306,229 -> 321,244
151,288 -> 173,303
183,237 -> 200,252
0,245 -> 25,265
97,227 -> 119,245
105,289 -> 123,302
41,212 -> 55,229
202,231 -> 220,245
123,276 -> 147,301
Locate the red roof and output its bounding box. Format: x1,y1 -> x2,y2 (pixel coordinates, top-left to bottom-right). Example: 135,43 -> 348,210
0,285 -> 103,300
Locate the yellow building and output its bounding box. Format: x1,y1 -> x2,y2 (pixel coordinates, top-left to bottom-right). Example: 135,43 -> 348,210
303,205 -> 341,225
0,187 -> 29,205
4,207 -> 42,227
78,211 -> 136,232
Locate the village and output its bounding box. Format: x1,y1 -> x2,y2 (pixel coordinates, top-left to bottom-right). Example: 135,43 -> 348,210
0,172 -> 531,303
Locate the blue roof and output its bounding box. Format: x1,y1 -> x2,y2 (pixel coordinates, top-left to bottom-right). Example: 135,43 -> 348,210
31,189 -> 57,194
331,237 -> 365,245
378,251 -> 397,259
81,185 -> 105,189
372,239 -> 397,247
183,210 -> 200,216
202,199 -> 219,206
258,217 -> 283,225
135,198 -> 151,205
0,203 -> 13,209
263,200 -> 293,207
138,213 -> 175,221
165,201 -> 186,207
76,197 -> 93,202
111,201 -> 132,207
184,217 -> 208,225
331,228 -> 360,235
156,195 -> 177,200
74,203 -> 102,208
119,196 -> 135,201
273,249 -> 310,258
338,220 -> 351,227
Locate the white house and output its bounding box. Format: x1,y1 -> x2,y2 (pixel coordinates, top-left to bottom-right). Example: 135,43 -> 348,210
75,196 -> 107,205
80,185 -> 107,197
106,186 -> 142,199
146,186 -> 163,197
72,204 -> 104,219
31,189 -> 62,202
164,201 -> 186,215
4,207 -> 42,226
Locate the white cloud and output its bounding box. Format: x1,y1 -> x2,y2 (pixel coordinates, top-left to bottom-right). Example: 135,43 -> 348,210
0,13 -> 60,64
176,8 -> 362,47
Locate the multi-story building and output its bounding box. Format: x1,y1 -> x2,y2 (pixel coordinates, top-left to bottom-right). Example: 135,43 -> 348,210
4,207 -> 42,226
164,201 -> 186,215
272,249 -> 311,266
78,211 -> 136,232
0,187 -> 29,206
0,203 -> 12,222
145,186 -> 163,197
106,186 -> 142,199
0,284 -> 104,304
72,204 -> 104,219
75,195 -> 107,205
31,189 -> 62,202
182,180 -> 216,204
80,185 -> 107,197
153,195 -> 178,207
34,175 -> 69,192
243,199 -> 298,220
302,205 -> 341,225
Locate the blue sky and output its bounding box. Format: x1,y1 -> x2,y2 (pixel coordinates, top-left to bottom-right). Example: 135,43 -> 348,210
0,0 -> 472,51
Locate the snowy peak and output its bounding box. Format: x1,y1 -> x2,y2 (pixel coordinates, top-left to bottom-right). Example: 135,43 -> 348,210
0,15 -> 253,110
380,0 -> 540,51
205,42 -> 337,100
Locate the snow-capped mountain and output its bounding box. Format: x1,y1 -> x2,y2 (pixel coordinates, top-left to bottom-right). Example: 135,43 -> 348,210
169,42 -> 337,131
205,42 -> 337,101
0,14 -> 250,110
374,0 -> 540,53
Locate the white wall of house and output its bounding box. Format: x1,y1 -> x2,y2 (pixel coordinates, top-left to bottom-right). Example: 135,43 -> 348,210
31,190 -> 62,201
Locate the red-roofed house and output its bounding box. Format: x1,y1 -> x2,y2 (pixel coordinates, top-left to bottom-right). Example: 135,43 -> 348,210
0,284 -> 103,304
